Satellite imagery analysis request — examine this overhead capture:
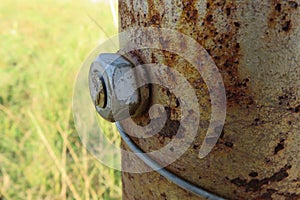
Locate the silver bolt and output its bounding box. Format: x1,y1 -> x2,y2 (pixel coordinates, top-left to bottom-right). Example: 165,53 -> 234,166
89,53 -> 150,122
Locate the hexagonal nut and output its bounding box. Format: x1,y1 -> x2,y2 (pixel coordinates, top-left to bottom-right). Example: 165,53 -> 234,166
89,53 -> 150,122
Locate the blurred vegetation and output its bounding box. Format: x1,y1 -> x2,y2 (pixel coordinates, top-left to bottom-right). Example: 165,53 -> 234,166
0,0 -> 121,199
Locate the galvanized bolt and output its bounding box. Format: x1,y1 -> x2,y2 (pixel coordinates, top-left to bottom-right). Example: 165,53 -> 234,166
89,53 -> 150,122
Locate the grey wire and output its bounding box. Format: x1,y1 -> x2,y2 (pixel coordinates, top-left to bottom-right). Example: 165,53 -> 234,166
115,122 -> 226,200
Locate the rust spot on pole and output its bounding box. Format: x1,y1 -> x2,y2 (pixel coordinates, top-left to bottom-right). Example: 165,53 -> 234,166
268,0 -> 298,33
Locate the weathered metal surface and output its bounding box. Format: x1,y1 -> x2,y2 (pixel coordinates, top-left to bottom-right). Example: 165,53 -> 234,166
119,0 -> 300,199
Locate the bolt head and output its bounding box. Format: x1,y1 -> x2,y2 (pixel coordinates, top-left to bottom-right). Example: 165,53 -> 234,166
89,53 -> 149,122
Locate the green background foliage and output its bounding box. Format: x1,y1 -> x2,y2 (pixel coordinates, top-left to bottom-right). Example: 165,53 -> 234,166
0,0 -> 121,199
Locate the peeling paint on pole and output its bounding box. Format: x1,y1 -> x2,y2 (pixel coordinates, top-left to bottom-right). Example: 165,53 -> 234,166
120,0 -> 300,199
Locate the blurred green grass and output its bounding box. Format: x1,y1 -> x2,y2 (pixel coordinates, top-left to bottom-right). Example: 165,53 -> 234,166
0,0 -> 121,199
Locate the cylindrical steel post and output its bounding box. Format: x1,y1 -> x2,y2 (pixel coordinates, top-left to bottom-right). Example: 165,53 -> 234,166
119,0 -> 300,199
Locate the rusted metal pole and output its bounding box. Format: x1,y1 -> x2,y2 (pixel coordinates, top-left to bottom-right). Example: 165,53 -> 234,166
119,0 -> 300,199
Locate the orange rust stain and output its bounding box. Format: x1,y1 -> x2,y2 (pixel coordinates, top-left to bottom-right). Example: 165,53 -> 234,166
120,0 -> 165,29
268,0 -> 298,33
119,1 -> 134,29
180,0 -> 199,24
202,1 -> 253,108
177,0 -> 253,107
146,0 -> 165,27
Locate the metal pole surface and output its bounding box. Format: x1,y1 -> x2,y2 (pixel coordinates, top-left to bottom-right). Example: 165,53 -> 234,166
119,0 -> 300,199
